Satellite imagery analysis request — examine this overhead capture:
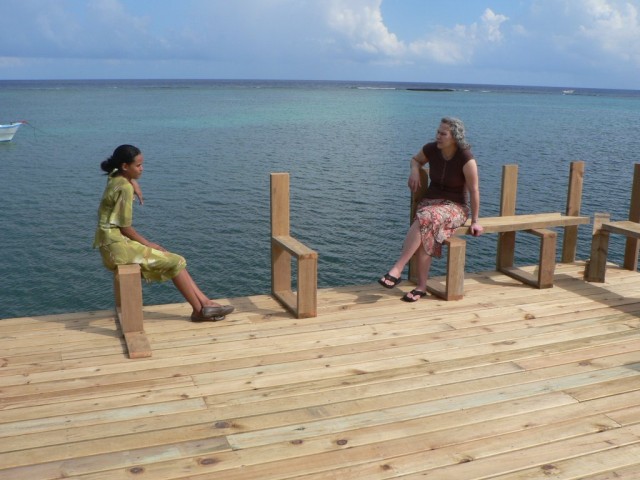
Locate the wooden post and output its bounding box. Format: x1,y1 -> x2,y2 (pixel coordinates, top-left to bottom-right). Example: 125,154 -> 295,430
496,165 -> 518,270
623,163 -> 640,270
271,173 -> 292,295
584,213 -> 611,282
114,264 -> 151,359
532,228 -> 557,288
561,160 -> 585,263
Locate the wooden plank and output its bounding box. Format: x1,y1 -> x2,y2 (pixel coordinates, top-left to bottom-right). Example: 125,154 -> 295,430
2,262 -> 640,479
272,235 -> 318,258
603,220 -> 640,239
456,213 -> 589,235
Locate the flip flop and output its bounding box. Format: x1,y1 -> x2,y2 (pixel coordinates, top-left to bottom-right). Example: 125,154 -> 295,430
401,289 -> 427,302
202,305 -> 235,317
191,313 -> 226,322
378,273 -> 401,289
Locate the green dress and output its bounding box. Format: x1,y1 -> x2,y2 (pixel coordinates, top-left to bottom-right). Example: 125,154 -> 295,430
93,174 -> 186,282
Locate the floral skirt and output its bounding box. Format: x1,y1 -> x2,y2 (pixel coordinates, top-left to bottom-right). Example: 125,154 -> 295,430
99,237 -> 187,283
415,199 -> 469,258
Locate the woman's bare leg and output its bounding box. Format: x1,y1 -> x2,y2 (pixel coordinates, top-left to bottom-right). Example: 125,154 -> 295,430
410,245 -> 432,297
172,269 -> 223,314
382,221 -> 423,284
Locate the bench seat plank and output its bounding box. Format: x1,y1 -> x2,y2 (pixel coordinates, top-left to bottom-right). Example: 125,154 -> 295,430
602,221 -> 640,239
454,214 -> 589,236
272,235 -> 318,259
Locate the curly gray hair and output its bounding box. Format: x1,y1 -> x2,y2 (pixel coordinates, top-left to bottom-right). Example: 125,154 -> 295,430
441,117 -> 470,149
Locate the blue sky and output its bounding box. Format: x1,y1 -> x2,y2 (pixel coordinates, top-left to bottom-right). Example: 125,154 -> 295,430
1,0 -> 639,89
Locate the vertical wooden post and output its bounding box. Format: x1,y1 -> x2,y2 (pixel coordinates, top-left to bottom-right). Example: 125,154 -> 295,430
623,163 -> 640,270
271,173 -> 292,295
297,256 -> 318,317
561,160 -> 585,263
114,264 -> 150,359
535,229 -> 557,288
584,213 -> 611,282
444,237 -> 466,300
496,165 -> 518,270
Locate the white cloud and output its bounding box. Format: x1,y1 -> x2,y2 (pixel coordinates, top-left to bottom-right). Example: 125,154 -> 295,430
578,0 -> 640,65
325,2 -> 508,66
326,0 -> 405,56
529,0 -> 640,67
482,9 -> 509,42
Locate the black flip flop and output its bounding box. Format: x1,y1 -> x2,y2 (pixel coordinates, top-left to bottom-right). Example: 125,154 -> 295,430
378,273 -> 401,289
401,289 -> 427,302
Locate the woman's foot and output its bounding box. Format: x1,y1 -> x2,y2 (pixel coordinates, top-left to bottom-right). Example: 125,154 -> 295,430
378,272 -> 401,289
191,311 -> 226,322
401,289 -> 427,302
202,304 -> 235,317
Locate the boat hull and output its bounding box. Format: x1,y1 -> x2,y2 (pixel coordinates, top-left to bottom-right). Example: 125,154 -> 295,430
0,122 -> 23,142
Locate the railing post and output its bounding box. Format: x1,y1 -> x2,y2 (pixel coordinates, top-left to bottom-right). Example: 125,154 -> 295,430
623,163 -> 640,270
496,165 -> 518,270
561,160 -> 584,263
271,173 -> 292,295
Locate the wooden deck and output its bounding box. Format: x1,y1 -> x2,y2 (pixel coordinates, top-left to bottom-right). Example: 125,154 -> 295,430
2,261 -> 640,479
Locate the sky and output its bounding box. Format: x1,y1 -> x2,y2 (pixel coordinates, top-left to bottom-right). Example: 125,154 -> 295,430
1,0 -> 639,89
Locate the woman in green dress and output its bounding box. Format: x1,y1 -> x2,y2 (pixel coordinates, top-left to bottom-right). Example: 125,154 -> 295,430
94,144 -> 234,322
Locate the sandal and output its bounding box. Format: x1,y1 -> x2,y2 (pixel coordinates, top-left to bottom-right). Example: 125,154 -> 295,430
202,305 -> 235,317
378,273 -> 401,289
401,289 -> 427,302
191,313 -> 226,322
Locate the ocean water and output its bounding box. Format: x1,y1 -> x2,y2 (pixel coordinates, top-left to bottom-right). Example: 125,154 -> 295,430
1,79 -> 639,319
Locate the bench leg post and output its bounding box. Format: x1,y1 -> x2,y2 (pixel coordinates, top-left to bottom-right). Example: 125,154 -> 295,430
114,264 -> 151,359
445,237 -> 466,300
584,213 -> 610,282
623,237 -> 639,271
272,244 -> 291,295
297,254 -> 318,318
426,237 -> 465,301
536,229 -> 557,289
497,232 -> 516,271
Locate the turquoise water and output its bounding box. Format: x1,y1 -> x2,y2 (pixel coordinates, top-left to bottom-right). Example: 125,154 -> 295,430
1,80 -> 639,318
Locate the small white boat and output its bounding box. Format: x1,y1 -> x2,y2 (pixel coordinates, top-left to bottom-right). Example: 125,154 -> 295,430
562,89 -> 575,95
0,122 -> 25,142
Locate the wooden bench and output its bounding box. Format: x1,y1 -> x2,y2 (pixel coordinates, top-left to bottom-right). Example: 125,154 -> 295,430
409,161 -> 589,300
584,163 -> 640,283
113,264 -> 151,359
270,173 -> 318,318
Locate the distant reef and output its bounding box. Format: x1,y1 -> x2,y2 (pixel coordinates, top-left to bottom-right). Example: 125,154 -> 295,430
406,88 -> 455,92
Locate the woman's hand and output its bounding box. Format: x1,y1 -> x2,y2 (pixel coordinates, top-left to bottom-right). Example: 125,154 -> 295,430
131,179 -> 144,205
407,170 -> 421,192
470,222 -> 484,237
147,242 -> 167,252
